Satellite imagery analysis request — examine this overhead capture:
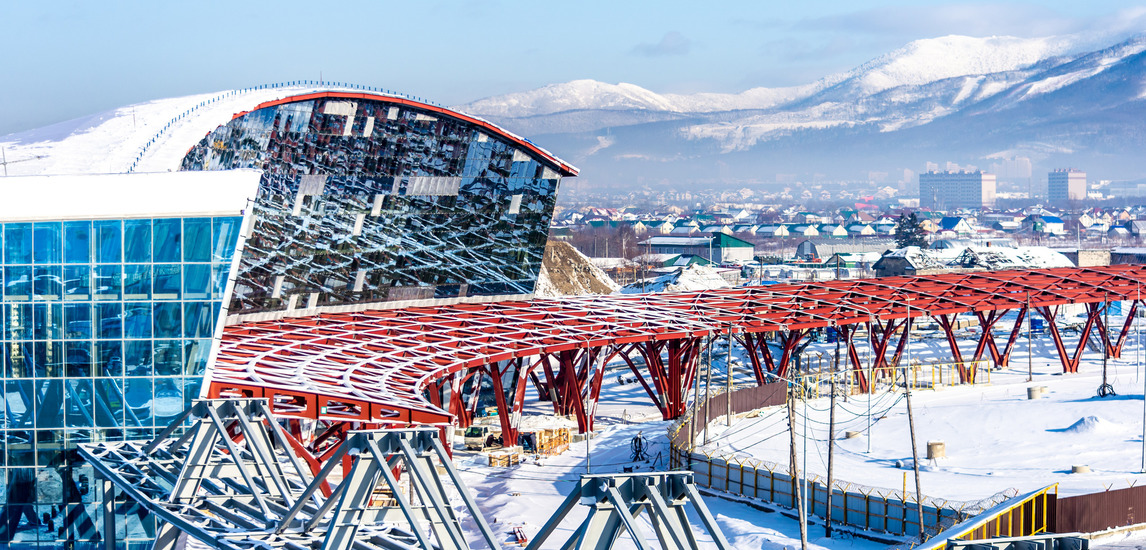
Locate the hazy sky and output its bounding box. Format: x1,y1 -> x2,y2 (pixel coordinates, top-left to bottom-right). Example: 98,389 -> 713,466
2,1 -> 1145,135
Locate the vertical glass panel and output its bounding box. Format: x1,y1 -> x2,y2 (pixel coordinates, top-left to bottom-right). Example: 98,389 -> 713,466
123,303 -> 151,339
33,303 -> 62,340
33,264 -> 62,299
64,221 -> 92,264
66,379 -> 96,427
34,341 -> 62,377
7,380 -> 34,429
183,264 -> 211,299
96,341 -> 123,378
212,264 -> 230,299
4,223 -> 32,264
6,303 -> 31,340
152,340 -> 182,376
183,377 -> 203,410
65,341 -> 92,378
153,264 -> 181,299
64,303 -> 92,339
33,222 -> 62,264
64,265 -> 91,300
124,219 -> 151,263
184,218 -> 211,262
125,341 -> 151,377
94,220 -> 122,263
37,430 -> 64,467
184,339 -> 211,376
94,264 -> 122,300
153,218 -> 182,263
96,303 -> 123,340
183,302 -> 215,338
36,382 -> 65,430
5,265 -> 31,300
213,217 -> 243,262
94,378 -> 125,428
153,378 -> 183,425
125,378 -> 153,426
6,345 -> 33,378
152,303 -> 181,339
123,265 -> 151,300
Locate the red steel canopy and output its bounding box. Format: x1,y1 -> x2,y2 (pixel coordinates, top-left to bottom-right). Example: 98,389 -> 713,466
210,264 -> 1146,425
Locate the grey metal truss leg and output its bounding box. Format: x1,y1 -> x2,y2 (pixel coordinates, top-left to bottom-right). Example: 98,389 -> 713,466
319,453 -> 382,550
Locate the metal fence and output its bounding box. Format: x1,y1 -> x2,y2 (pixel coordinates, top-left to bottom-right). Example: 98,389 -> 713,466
1055,484 -> 1146,533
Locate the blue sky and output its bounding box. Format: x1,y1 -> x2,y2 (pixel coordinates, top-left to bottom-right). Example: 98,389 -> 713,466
2,0 -> 1145,135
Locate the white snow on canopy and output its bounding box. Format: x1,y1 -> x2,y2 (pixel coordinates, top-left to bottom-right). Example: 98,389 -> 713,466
885,245 -> 1073,271
618,264 -> 730,294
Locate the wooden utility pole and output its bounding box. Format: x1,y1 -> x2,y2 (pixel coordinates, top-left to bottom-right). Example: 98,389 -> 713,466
788,388 -> 808,550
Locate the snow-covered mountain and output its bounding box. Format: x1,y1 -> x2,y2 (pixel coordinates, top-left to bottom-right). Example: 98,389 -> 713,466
455,34 -> 1146,187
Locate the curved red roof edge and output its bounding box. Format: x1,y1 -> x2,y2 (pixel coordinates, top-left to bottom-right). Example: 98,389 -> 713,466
234,91 -> 579,177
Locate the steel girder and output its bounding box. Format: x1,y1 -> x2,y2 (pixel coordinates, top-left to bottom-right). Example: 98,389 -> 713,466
524,472 -> 731,550
77,399 -> 502,550
210,265 -> 1146,428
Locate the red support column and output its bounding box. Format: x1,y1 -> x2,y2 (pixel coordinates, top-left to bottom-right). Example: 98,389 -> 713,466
1093,299 -> 1140,359
1038,304 -> 1101,373
937,313 -> 976,383
839,325 -> 869,393
736,332 -> 769,385
618,347 -> 668,418
984,307 -> 1026,369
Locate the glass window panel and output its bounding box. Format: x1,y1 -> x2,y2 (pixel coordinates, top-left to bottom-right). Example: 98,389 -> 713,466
125,340 -> 151,377
153,264 -> 181,300
33,303 -> 62,340
184,339 -> 211,376
94,378 -> 125,428
5,265 -> 31,300
212,217 -> 243,262
33,265 -> 62,299
152,303 -> 181,339
64,303 -> 92,339
123,219 -> 151,263
94,220 -> 122,263
4,223 -> 32,264
183,378 -> 203,410
123,303 -> 151,339
63,221 -> 92,264
124,378 -> 153,427
183,264 -> 210,299
184,218 -> 211,262
153,218 -> 181,263
7,380 -> 34,428
35,381 -> 64,429
6,303 -> 31,340
96,342 -> 123,378
65,341 -> 92,378
94,264 -> 122,300
64,265 -> 91,300
123,265 -> 151,300
95,303 -> 122,340
34,341 -> 62,377
37,430 -> 64,467
153,378 -> 183,424
6,346 -> 33,378
183,302 -> 214,338
212,264 -> 230,299
152,340 -> 182,376
66,379 -> 94,428
33,222 -> 62,264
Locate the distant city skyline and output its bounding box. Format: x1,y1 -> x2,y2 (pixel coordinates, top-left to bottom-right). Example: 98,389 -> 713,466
2,1 -> 1145,136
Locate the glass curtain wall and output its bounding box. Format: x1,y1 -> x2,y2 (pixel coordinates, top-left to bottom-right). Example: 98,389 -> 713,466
0,216 -> 241,549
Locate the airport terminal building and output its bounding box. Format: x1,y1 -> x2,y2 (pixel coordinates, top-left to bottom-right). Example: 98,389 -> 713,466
0,87 -> 576,549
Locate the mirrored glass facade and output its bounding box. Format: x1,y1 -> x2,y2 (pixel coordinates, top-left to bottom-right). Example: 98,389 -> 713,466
180,95 -> 570,317
0,216 -> 242,549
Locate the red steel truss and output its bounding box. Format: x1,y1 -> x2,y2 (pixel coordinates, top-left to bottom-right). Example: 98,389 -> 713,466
209,265 -> 1146,444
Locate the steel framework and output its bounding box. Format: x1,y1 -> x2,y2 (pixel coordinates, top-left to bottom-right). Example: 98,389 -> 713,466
78,399 -> 501,550
210,265 -> 1146,443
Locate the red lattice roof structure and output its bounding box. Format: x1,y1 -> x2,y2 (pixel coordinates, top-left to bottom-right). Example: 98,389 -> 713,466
210,265 -> 1146,425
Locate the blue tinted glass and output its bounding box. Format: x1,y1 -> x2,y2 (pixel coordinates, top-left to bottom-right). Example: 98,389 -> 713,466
32,265 -> 61,299
152,341 -> 182,376
183,302 -> 214,338
153,218 -> 181,263
33,303 -> 62,340
184,339 -> 211,375
65,342 -> 92,378
64,221 -> 92,264
5,265 -> 31,299
6,345 -> 32,378
125,341 -> 152,377
4,223 -> 31,264
123,302 -> 151,339
64,265 -> 91,299
183,264 -> 210,299
64,303 -> 92,339
124,220 -> 151,263
212,217 -> 243,262
184,218 -> 211,262
34,341 -> 62,377
95,303 -> 122,339
153,378 -> 183,422
124,378 -> 153,425
212,264 -> 230,299
123,265 -> 151,299
94,220 -> 122,263
5,304 -> 31,340
94,265 -> 122,300
66,379 -> 94,427
96,343 -> 123,379
33,222 -> 62,264
153,264 -> 181,299
152,303 -> 181,338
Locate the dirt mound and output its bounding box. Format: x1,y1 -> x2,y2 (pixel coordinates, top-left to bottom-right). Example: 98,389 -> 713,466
535,241 -> 619,297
